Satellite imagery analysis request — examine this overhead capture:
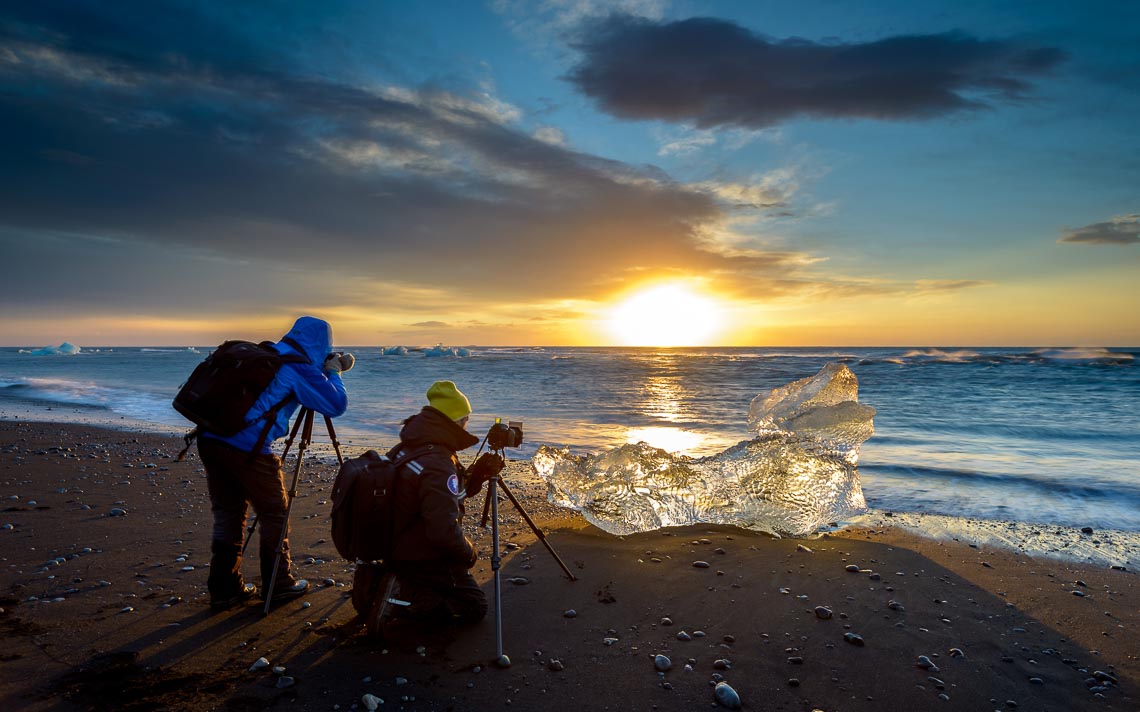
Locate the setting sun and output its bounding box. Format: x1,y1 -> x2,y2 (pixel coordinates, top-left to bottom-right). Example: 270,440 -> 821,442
607,283 -> 725,346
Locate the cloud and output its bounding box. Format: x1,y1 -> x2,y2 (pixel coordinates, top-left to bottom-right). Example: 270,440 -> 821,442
912,279 -> 991,295
0,3 -> 747,304
0,1 -> 885,333
1059,214 -> 1140,245
567,15 -> 1065,128
408,321 -> 451,328
655,127 -> 716,156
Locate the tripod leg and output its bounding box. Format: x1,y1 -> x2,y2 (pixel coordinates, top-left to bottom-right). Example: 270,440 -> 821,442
490,478 -> 506,665
243,407 -> 308,556
263,409 -> 313,614
240,514 -> 258,556
242,407 -> 307,558
479,484 -> 493,528
323,414 -> 345,467
278,405 -> 308,461
498,480 -> 577,582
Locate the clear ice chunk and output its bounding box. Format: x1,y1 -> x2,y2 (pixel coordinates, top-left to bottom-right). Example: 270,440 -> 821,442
532,363 -> 875,537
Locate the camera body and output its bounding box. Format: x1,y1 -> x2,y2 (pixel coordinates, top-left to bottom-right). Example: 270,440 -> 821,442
487,419 -> 524,449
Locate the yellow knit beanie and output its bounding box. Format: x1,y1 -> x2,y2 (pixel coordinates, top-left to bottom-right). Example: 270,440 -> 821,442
426,380 -> 472,421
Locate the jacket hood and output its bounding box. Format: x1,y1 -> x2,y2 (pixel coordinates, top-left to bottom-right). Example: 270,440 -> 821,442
400,406 -> 480,452
277,316 -> 333,364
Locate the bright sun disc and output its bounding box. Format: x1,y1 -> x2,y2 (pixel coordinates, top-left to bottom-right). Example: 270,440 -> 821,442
608,283 -> 724,346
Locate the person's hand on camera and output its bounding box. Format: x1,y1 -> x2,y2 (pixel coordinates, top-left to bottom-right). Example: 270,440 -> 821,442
338,352 -> 355,373
465,453 -> 504,497
323,352 -> 344,374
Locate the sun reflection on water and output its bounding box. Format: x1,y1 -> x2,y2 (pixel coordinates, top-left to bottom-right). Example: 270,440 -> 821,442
641,374 -> 688,422
625,426 -> 707,454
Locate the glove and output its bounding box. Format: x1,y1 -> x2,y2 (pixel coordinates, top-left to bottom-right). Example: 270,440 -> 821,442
465,453 -> 504,498
323,352 -> 344,374
338,352 -> 355,373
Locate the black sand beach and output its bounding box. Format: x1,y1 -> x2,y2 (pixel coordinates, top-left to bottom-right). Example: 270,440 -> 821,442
0,422 -> 1135,711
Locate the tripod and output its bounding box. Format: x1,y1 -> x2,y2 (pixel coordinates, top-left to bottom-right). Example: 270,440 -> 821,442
239,406 -> 344,614
477,445 -> 576,667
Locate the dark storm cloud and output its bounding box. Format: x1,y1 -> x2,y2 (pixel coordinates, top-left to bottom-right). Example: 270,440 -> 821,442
1060,215 -> 1140,245
566,15 -> 1065,128
1,2 -> 820,309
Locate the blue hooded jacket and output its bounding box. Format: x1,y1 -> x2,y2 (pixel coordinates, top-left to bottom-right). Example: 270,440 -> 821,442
202,316 -> 348,454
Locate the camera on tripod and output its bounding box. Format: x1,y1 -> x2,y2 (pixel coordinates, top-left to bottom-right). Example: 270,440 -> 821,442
487,418 -> 523,450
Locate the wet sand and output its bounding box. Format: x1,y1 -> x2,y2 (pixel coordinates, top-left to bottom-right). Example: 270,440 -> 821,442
0,421 -> 1136,711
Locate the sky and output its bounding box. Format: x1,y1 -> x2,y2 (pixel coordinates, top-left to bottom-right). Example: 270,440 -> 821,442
1,0 -> 1137,347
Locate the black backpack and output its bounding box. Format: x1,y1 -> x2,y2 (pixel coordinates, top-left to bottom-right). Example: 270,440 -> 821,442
330,445 -> 433,562
173,338 -> 309,460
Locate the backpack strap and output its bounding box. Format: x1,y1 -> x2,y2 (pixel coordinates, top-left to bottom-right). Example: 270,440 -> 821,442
244,343 -> 308,459
275,336 -> 312,363
175,427 -> 199,462
381,444 -> 435,561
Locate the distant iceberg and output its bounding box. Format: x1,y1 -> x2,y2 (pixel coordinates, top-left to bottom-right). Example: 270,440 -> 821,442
423,344 -> 471,357
382,345 -> 409,356
533,363 -> 874,537
25,342 -> 81,356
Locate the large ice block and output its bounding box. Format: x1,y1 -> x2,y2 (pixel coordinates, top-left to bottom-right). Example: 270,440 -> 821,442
532,363 -> 874,536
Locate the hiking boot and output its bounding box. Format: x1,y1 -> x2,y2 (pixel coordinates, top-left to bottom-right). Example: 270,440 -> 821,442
366,573 -> 405,636
265,578 -> 309,603
210,583 -> 258,610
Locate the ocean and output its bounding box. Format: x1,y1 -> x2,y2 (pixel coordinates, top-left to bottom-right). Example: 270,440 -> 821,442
2,345 -> 1138,535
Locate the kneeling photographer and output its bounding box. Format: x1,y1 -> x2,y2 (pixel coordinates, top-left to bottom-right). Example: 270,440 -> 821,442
355,380 -> 505,633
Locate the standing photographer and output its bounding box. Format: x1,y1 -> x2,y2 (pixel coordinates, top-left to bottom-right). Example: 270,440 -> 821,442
199,316 -> 352,609
356,380 -> 503,633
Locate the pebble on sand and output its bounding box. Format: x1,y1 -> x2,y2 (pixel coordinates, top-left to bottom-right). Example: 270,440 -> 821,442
713,681 -> 742,709
362,693 -> 383,711
693,561 -> 710,568
814,606 -> 833,619
845,564 -> 860,572
275,676 -> 295,688
654,654 -> 672,672
916,655 -> 939,672
843,632 -> 865,646
249,657 -> 270,672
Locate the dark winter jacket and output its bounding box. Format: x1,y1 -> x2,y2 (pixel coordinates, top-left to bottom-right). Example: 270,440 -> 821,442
388,406 -> 480,566
202,316 -> 348,453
